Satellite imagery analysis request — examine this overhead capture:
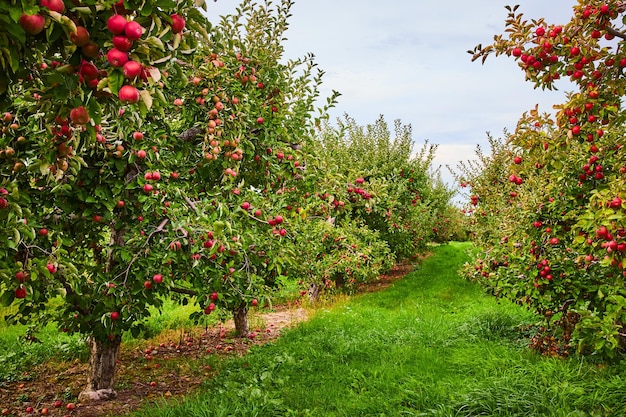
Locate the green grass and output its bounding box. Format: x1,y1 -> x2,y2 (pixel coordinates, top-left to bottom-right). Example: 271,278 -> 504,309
133,242 -> 626,417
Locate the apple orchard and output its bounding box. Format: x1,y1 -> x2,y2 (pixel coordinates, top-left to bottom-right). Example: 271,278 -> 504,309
0,0 -> 464,404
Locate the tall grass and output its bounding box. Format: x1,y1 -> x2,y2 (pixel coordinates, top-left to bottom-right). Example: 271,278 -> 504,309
135,242 -> 626,417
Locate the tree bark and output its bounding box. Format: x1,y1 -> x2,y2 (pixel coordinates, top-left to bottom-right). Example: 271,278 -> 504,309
308,282 -> 321,302
233,303 -> 249,337
78,335 -> 121,402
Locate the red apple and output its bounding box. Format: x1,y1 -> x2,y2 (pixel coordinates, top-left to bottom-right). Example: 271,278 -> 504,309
80,61 -> 99,80
15,287 -> 27,299
15,271 -> 27,282
107,14 -> 127,34
152,273 -> 163,284
19,14 -> 46,35
107,48 -> 128,67
124,21 -> 143,40
209,291 -> 219,301
241,201 -> 251,210
70,106 -> 90,125
123,60 -> 142,79
144,280 -> 153,289
251,298 -> 258,306
46,263 -> 57,274
116,200 -> 125,208
0,198 -> 7,209
53,400 -> 63,408
143,183 -> 153,193
170,14 -> 185,34
137,149 -> 147,159
119,85 -> 139,103
70,26 -> 90,46
40,0 -> 65,13
112,35 -> 133,51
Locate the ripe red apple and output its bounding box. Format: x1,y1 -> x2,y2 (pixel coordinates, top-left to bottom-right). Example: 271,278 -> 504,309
20,14 -> 46,35
41,407 -> 50,416
254,209 -> 262,217
124,21 -> 143,40
80,61 -> 99,80
144,280 -> 153,289
209,291 -> 219,301
66,403 -> 75,411
111,311 -> 120,320
251,298 -> 258,306
513,156 -> 522,164
153,274 -> 163,284
53,400 -> 63,408
137,149 -> 147,159
132,131 -> 143,140
143,184 -> 153,193
112,35 -> 133,51
15,287 -> 27,299
40,0 -> 65,13
70,106 -> 90,125
81,42 -> 100,58
119,85 -> 139,103
256,117 -> 264,124
274,215 -> 283,224
0,198 -> 6,209
123,60 -> 142,79
15,271 -> 27,282
107,14 -> 127,34
46,263 -> 57,274
70,26 -> 90,46
170,14 -> 185,34
241,201 -> 250,210
107,48 -> 128,67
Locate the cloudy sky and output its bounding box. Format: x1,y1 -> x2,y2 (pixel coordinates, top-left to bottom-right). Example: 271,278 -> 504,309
204,1 -> 578,186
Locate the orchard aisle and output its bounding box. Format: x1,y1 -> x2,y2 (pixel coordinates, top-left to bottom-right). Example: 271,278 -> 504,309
137,242 -> 626,417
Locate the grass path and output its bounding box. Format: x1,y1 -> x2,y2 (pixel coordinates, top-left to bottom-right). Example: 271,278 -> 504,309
136,242 -> 626,417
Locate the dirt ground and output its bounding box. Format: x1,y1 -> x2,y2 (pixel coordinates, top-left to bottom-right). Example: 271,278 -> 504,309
0,262 -> 413,417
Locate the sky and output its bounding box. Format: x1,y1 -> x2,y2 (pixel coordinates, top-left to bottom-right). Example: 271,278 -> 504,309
203,1 -> 578,187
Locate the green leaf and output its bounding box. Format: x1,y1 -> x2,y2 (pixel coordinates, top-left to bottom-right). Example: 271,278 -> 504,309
108,70 -> 124,95
0,290 -> 15,307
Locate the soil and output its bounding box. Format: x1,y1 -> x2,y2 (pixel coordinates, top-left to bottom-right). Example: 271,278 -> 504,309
0,261 -> 415,417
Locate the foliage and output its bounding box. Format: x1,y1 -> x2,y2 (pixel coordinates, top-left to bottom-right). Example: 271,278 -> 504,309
291,218 -> 394,295
460,0 -> 626,358
310,115 -> 459,260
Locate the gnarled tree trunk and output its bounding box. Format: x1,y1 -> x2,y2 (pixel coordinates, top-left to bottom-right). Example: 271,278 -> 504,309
233,303 -> 249,337
78,335 -> 121,402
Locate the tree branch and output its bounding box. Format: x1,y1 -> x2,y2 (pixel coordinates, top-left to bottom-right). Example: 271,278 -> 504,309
171,286 -> 198,296
605,25 -> 626,41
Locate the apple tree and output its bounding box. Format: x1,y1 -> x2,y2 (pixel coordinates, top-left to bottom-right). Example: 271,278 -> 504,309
290,115 -> 459,297
133,0 -> 339,336
0,0 -> 215,401
463,1 -> 626,357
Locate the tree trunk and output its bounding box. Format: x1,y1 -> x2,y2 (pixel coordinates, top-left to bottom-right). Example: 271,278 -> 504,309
233,303 -> 249,337
78,335 -> 121,402
308,282 -> 321,303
